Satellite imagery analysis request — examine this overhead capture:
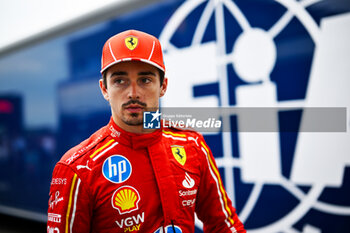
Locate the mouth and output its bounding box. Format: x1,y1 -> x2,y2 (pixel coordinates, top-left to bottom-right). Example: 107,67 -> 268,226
124,104 -> 144,113
122,100 -> 147,115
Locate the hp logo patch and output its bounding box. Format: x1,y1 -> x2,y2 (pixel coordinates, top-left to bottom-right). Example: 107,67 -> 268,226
102,155 -> 132,183
143,110 -> 161,129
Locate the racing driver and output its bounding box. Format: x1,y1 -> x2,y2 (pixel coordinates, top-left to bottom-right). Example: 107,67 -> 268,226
47,29 -> 246,233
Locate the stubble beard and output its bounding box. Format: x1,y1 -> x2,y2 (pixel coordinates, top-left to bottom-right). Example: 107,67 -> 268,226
119,99 -> 147,126
122,112 -> 143,126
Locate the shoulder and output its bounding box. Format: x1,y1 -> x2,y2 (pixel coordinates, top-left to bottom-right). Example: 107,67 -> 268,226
162,126 -> 204,148
59,125 -> 110,166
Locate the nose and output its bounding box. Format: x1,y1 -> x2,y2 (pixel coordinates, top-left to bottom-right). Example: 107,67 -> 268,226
127,82 -> 140,99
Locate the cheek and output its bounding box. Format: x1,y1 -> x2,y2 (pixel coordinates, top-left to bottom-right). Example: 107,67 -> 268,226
108,90 -> 125,105
145,90 -> 161,104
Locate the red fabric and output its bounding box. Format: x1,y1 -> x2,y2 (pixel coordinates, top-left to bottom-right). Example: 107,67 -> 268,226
47,118 -> 246,233
100,30 -> 165,73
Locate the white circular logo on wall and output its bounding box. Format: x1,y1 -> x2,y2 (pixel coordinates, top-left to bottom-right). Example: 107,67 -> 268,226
160,0 -> 350,232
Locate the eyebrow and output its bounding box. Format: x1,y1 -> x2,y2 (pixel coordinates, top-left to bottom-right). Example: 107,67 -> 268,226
138,71 -> 156,76
110,71 -> 127,77
110,71 -> 156,77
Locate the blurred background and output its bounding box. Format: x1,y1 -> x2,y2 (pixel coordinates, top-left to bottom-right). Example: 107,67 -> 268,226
0,0 -> 349,232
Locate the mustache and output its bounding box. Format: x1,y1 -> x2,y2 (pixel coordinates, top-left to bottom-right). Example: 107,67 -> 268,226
122,100 -> 147,108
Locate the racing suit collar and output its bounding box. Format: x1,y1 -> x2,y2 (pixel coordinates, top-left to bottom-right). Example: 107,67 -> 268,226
107,117 -> 162,149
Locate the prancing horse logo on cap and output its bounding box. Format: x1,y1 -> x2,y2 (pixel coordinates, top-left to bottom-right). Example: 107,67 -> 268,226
125,36 -> 138,50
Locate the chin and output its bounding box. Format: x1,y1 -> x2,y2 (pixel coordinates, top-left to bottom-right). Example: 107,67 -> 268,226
123,114 -> 143,126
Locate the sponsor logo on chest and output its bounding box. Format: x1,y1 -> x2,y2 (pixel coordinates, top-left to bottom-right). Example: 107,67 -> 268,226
179,189 -> 197,197
111,185 -> 141,214
115,212 -> 144,232
102,155 -> 132,183
180,173 -> 197,208
171,145 -> 187,166
182,172 -> 195,188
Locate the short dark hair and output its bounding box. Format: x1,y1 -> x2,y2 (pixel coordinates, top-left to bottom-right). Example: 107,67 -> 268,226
102,68 -> 165,89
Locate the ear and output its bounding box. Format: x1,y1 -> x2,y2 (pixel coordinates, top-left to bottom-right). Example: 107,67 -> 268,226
99,79 -> 109,101
160,77 -> 168,97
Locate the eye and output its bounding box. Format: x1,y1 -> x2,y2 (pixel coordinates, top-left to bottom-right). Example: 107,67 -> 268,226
140,77 -> 152,84
113,78 -> 125,84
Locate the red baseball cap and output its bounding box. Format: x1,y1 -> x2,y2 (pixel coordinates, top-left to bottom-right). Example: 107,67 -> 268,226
100,30 -> 165,74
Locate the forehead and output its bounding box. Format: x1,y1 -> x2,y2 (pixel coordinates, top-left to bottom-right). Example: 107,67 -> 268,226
106,60 -> 158,75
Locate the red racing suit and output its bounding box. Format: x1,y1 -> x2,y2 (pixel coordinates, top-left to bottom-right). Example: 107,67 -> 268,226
47,118 -> 246,233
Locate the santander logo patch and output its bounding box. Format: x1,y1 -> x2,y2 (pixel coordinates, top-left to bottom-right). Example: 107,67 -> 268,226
182,173 -> 195,189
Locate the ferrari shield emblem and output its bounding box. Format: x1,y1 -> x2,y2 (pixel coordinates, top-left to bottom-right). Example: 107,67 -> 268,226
171,145 -> 187,166
125,36 -> 138,50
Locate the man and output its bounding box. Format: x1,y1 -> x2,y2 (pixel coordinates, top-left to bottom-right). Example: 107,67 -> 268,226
47,30 -> 246,233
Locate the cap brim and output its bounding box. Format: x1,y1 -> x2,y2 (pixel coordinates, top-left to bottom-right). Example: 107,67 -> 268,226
100,58 -> 165,74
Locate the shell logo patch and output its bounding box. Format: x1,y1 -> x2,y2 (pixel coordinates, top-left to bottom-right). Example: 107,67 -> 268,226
125,36 -> 138,50
171,145 -> 187,166
112,185 -> 140,214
